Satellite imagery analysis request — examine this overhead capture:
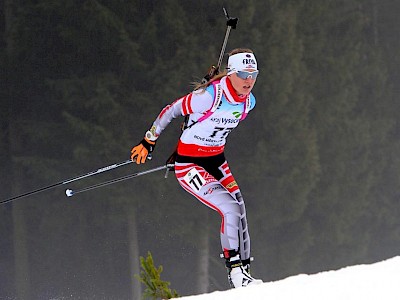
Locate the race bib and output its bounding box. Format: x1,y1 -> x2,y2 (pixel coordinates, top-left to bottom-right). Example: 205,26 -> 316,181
183,168 -> 206,192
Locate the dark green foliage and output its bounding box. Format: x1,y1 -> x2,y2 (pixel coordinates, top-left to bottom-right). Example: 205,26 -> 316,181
136,252 -> 179,299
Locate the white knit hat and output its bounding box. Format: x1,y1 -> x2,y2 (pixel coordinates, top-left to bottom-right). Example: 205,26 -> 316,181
227,52 -> 258,75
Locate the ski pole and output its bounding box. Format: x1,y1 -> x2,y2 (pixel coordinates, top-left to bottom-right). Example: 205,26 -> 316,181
0,159 -> 132,205
65,164 -> 173,197
202,7 -> 238,83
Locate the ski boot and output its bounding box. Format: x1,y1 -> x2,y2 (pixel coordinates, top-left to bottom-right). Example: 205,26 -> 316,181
224,250 -> 263,288
241,257 -> 253,274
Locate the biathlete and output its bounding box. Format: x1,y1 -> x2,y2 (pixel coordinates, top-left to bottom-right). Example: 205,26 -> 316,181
131,48 -> 262,288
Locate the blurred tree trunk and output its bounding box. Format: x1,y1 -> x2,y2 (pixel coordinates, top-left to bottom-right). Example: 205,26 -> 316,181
372,0 -> 378,45
5,0 -> 31,298
197,213 -> 210,293
10,125 -> 31,299
127,205 -> 141,300
12,200 -> 31,299
2,0 -> 15,201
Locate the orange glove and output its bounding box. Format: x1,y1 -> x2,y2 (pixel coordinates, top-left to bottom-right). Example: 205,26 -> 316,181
131,130 -> 157,164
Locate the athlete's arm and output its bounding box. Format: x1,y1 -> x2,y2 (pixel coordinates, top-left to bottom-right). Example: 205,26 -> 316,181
151,89 -> 214,136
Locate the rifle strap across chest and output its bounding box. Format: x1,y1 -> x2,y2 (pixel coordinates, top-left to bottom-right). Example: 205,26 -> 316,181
185,82 -> 250,130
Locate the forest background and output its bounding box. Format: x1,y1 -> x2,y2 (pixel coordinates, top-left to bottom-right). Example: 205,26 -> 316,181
1,0 -> 400,299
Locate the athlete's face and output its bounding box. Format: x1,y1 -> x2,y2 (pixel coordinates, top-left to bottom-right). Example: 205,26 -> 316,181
228,69 -> 258,96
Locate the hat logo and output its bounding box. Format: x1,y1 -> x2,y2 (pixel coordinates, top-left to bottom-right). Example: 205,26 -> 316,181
242,58 -> 256,65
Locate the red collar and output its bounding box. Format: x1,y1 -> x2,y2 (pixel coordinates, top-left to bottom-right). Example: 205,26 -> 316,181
225,77 -> 248,103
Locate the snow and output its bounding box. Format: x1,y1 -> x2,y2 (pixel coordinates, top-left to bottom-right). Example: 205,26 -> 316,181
180,256 -> 400,300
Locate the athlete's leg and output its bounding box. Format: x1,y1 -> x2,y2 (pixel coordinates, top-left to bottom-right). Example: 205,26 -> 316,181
175,159 -> 262,288
215,161 -> 262,286
174,162 -> 241,252
235,191 -> 251,262
217,161 -> 251,261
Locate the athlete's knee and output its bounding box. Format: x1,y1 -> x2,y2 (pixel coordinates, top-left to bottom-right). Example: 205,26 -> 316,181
222,204 -> 241,229
224,198 -> 241,214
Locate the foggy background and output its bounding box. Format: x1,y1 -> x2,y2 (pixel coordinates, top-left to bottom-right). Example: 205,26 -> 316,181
1,0 -> 400,299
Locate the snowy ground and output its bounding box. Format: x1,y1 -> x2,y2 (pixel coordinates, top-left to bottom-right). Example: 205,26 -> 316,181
181,256 -> 400,300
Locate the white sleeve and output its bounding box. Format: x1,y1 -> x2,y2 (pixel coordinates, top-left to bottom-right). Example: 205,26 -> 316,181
151,90 -> 213,136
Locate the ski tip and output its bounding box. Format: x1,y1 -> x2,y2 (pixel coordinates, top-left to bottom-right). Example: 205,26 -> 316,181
65,189 -> 74,197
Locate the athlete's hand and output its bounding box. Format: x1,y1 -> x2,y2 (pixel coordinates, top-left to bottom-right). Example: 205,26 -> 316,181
131,129 -> 158,164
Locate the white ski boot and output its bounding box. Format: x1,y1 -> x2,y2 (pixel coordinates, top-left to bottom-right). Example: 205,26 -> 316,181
225,252 -> 263,288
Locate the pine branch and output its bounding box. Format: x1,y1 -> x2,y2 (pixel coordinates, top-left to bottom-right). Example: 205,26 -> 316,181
135,251 -> 179,299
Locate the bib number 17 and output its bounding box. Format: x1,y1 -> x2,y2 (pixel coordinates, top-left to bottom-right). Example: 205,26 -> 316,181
184,168 -> 206,192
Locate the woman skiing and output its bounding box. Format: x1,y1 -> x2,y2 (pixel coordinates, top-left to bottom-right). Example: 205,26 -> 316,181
131,48 -> 262,288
